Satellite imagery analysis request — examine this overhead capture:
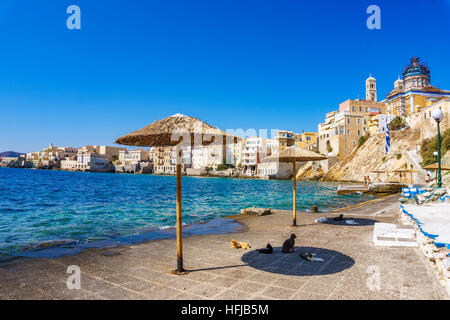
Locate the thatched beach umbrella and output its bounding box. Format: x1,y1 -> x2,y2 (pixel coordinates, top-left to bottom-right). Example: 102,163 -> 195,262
391,168 -> 419,184
115,113 -> 239,274
423,163 -> 450,187
264,146 -> 327,226
423,163 -> 450,171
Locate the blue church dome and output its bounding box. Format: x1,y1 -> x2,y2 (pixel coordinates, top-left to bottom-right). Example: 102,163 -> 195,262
402,57 -> 430,80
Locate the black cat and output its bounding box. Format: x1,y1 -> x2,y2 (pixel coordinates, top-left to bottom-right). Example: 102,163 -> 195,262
282,234 -> 296,253
258,243 -> 273,254
334,214 -> 344,221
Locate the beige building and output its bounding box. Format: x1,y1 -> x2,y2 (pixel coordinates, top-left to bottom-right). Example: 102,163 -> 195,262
227,140 -> 242,167
295,132 -> 318,151
274,130 -> 295,151
318,76 -> 385,159
77,145 -> 126,162
154,146 -> 177,174
323,112 -> 369,159
410,98 -> 450,141
98,146 -> 127,162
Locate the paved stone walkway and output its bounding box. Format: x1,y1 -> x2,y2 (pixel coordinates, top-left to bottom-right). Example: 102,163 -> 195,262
0,194 -> 448,300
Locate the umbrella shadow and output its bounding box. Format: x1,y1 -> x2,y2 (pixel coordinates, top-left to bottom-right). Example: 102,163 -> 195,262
187,264 -> 248,273
320,217 -> 379,227
242,246 -> 355,276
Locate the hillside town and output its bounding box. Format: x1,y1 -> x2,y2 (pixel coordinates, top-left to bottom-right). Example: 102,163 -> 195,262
2,57 -> 449,182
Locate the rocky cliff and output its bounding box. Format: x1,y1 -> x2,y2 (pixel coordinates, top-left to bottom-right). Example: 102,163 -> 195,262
297,128 -> 428,184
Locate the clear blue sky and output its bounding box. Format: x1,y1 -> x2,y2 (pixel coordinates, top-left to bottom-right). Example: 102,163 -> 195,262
1,0 -> 450,153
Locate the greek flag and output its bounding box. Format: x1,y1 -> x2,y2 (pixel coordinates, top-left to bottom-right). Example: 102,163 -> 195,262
385,117 -> 391,153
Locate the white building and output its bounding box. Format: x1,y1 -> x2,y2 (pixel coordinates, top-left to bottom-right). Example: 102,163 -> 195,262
60,156 -> 78,170
241,137 -> 270,176
26,144 -> 78,166
190,146 -> 209,169
148,147 -> 155,162
0,157 -> 19,165
257,161 -> 293,179
118,149 -> 149,165
369,114 -> 396,133
76,153 -> 110,171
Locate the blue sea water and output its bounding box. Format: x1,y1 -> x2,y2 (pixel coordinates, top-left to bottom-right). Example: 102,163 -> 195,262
0,168 -> 373,257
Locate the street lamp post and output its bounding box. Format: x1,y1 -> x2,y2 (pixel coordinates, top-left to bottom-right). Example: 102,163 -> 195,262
433,151 -> 439,187
431,109 -> 444,188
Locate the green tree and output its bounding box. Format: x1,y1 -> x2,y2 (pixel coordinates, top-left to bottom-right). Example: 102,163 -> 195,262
388,116 -> 407,131
358,133 -> 370,148
420,128 -> 450,166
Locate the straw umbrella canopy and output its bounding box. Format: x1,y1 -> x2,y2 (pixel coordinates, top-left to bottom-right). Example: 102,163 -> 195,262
423,163 -> 450,187
422,163 -> 450,171
391,168 -> 419,184
115,113 -> 237,147
264,146 -> 327,226
115,113 -> 239,274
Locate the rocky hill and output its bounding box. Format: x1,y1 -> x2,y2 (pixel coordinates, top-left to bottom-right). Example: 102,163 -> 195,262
0,151 -> 24,157
297,128 -> 428,184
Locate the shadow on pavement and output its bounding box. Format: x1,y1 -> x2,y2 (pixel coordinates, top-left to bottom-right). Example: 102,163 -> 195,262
320,217 -> 379,226
242,246 -> 355,276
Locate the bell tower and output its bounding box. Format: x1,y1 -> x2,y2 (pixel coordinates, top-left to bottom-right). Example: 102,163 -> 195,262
366,74 -> 377,102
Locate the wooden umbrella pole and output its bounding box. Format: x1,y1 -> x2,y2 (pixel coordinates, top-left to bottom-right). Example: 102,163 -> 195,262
175,163 -> 184,273
293,160 -> 297,226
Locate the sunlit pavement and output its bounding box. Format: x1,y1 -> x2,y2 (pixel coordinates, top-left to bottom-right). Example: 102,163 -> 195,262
0,194 -> 447,300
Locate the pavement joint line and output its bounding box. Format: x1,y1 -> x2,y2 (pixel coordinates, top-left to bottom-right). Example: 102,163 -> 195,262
325,275 -> 345,299
121,273 -> 175,291
400,256 -> 407,299
142,280 -> 205,300
289,254 -> 337,300
373,203 -> 399,216
247,271 -> 286,299
218,271 -> 299,298
85,273 -> 151,297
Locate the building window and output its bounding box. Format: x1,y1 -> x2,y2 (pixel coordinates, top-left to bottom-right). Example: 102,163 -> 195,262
352,106 -> 355,112
347,129 -> 350,135
347,118 -> 350,124
359,107 -> 362,112
358,130 -> 361,136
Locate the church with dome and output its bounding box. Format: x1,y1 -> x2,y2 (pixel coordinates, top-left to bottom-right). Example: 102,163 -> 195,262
386,57 -> 450,117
